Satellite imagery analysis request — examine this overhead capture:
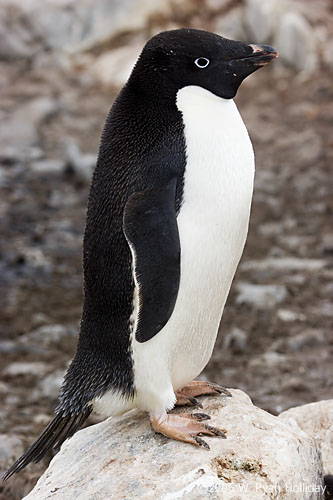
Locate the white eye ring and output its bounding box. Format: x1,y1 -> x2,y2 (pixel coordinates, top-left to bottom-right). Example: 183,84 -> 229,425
194,57 -> 210,68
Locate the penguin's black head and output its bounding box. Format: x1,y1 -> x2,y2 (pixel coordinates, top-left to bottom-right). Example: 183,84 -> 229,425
129,28 -> 278,101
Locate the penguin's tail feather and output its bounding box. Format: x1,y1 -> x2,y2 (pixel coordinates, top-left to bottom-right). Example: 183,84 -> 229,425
2,406 -> 92,481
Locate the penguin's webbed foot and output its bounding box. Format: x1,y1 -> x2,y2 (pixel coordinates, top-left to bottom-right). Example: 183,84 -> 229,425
150,412 -> 226,450
175,380 -> 231,407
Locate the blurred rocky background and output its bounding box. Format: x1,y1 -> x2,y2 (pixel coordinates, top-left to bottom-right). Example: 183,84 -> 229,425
0,0 -> 332,498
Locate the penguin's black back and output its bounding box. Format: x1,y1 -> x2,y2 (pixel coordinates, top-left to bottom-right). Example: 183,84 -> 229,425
58,80 -> 186,415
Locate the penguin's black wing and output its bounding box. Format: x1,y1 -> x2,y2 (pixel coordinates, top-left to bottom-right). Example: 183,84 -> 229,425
123,175 -> 180,343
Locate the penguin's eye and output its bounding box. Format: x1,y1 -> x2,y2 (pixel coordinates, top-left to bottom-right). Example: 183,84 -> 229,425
194,57 -> 210,69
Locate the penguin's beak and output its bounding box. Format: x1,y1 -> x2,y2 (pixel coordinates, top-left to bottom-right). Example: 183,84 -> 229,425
213,39 -> 278,98
248,44 -> 278,65
234,44 -> 279,66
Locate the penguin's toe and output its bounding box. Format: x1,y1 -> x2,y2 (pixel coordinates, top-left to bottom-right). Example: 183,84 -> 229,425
175,380 -> 232,404
189,412 -> 211,421
150,412 -> 226,449
206,382 -> 232,397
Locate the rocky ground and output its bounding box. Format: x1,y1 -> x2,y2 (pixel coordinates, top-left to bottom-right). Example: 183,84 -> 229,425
21,392 -> 331,500
0,0 -> 332,499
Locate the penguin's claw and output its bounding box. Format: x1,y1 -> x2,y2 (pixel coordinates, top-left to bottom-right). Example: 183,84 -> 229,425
174,394 -> 203,408
205,425 -> 227,438
194,436 -> 210,449
178,411 -> 211,421
206,382 -> 232,397
150,412 -> 226,450
175,380 -> 232,407
189,397 -> 203,407
190,412 -> 211,421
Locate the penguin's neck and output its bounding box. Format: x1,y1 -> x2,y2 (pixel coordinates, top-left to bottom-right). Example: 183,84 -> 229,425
176,85 -> 245,134
176,85 -> 255,205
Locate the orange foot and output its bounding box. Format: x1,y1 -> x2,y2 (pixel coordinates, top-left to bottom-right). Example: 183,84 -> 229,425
175,380 -> 232,408
150,411 -> 226,449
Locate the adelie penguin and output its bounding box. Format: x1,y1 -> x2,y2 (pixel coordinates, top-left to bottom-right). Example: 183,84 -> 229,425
3,28 -> 278,479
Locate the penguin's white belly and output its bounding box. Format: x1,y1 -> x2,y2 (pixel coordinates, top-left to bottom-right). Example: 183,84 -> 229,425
126,86 -> 255,414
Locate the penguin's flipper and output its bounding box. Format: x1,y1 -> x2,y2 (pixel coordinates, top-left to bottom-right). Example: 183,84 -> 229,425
2,407 -> 92,480
123,176 -> 180,343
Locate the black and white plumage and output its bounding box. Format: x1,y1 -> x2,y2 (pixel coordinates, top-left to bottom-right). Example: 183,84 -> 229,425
3,28 -> 277,480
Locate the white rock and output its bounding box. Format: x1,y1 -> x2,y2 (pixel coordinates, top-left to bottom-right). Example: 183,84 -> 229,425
0,98 -> 58,151
275,11 -> 318,73
0,341 -> 20,354
0,435 -> 24,467
277,309 -> 306,322
215,7 -> 247,41
0,1 -> 39,59
0,381 -> 9,394
287,329 -> 326,352
20,324 -> 76,348
33,414 -> 54,426
66,142 -> 96,183
0,0 -> 172,59
249,351 -> 288,370
241,257 -> 326,272
258,221 -> 284,237
205,0 -> 230,11
30,159 -> 65,175
222,327 -> 248,353
3,362 -> 50,377
22,390 -> 324,500
90,43 -> 143,88
20,247 -> 52,272
31,312 -> 51,328
244,0 -> 284,42
32,369 -> 65,400
279,400 -> 333,473
236,283 -> 287,308
0,146 -> 44,165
